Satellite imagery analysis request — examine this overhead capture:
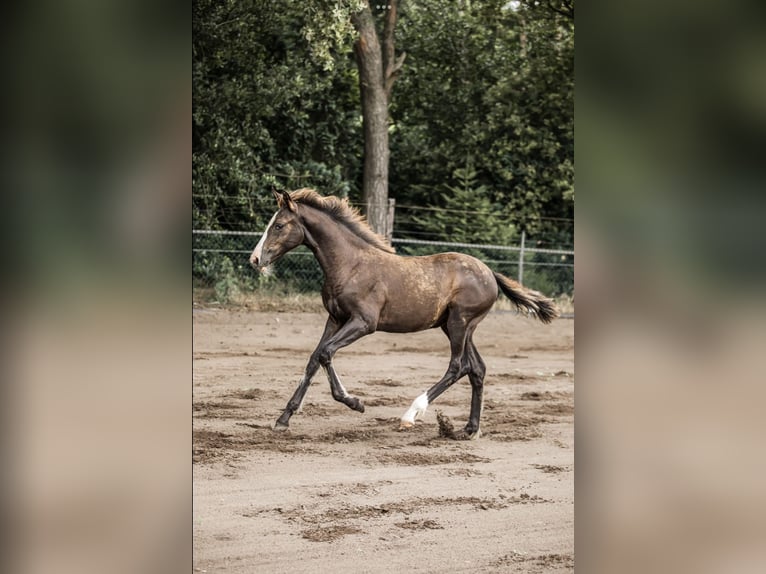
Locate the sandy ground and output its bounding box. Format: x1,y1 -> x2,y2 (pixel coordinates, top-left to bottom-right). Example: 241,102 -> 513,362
193,308 -> 574,573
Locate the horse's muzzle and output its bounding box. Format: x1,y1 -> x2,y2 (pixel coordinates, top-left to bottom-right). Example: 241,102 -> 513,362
250,251 -> 268,268
250,255 -> 273,275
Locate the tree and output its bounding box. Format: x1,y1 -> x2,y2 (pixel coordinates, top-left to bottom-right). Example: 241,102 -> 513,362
351,2 -> 405,238
192,0 -> 363,231
193,0 -> 573,242
412,164 -> 517,245
390,0 -> 573,235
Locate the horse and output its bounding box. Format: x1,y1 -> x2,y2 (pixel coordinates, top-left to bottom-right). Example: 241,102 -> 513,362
250,189 -> 559,438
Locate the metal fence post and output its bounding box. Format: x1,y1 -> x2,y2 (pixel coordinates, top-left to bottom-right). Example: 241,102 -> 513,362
518,230 -> 525,284
386,198 -> 396,245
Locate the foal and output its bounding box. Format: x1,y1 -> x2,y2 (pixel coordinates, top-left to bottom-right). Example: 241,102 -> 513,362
250,189 -> 558,438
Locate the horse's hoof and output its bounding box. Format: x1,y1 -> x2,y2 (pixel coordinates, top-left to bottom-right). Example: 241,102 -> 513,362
398,420 -> 414,431
273,421 -> 290,432
353,399 -> 365,413
462,427 -> 482,440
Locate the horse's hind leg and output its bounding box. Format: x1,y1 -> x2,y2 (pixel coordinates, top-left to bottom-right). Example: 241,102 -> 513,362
400,315 -> 472,429
463,339 -> 486,439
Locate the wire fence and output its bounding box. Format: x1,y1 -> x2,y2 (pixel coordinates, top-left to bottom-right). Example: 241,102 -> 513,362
193,229 -> 574,304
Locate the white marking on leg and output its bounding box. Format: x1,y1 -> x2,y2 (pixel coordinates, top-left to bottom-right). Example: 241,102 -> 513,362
401,392 -> 429,426
324,366 -> 349,399
296,376 -> 308,413
251,212 -> 277,265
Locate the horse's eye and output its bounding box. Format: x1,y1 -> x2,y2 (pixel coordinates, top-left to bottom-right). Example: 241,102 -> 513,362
274,223 -> 284,231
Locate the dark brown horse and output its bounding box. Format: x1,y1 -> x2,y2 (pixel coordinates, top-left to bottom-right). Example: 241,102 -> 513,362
250,189 -> 558,438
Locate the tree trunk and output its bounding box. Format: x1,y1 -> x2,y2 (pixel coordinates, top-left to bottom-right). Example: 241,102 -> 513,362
351,3 -> 404,239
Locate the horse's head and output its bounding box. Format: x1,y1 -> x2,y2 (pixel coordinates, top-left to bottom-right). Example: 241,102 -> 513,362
249,190 -> 305,270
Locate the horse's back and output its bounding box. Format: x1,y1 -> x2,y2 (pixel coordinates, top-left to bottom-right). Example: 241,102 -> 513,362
373,252 -> 497,332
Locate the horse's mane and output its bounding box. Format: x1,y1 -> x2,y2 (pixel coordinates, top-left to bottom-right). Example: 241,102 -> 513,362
290,188 -> 395,254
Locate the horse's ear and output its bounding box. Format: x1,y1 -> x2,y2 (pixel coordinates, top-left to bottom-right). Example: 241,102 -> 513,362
277,190 -> 297,212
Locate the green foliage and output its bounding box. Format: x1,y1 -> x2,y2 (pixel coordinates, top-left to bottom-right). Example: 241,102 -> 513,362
523,251 -> 574,297
193,0 -> 574,292
412,164 -> 516,245
214,256 -> 241,303
194,1 -> 573,233
193,0 -> 365,230
391,0 -> 573,234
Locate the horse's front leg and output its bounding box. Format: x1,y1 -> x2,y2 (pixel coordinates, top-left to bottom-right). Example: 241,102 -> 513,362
324,361 -> 365,413
274,317 -> 339,431
317,315 -> 375,413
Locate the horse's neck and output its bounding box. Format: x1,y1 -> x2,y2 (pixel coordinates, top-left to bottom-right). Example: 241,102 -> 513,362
300,207 -> 372,282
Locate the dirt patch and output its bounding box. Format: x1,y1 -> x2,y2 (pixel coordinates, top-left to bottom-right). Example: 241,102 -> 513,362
518,344 -> 573,353
492,551 -> 574,572
193,430 -> 234,464
192,401 -> 246,419
264,346 -> 305,354
532,464 -> 570,474
225,388 -> 281,400
483,412 -> 550,442
532,403 -> 574,416
387,345 -> 445,354
301,525 -> 363,542
487,427 -> 544,442
253,495 -> 524,535
497,493 -> 549,506
364,378 -> 405,387
485,409 -> 548,428
492,372 -> 541,384
193,309 -> 573,573
194,350 -> 258,359
363,396 -> 406,407
375,450 -> 491,466
298,403 -> 335,416
318,429 -> 384,443
436,410 -> 459,439
193,428 -> 319,463
520,391 -> 556,401
535,553 -> 575,569
395,519 -> 444,530
446,467 -> 492,478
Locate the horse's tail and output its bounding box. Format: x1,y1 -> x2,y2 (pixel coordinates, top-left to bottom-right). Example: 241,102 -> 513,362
493,272 -> 559,324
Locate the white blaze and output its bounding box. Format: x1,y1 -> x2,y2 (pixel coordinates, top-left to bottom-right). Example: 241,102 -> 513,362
252,212 -> 277,265
401,392 -> 429,425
